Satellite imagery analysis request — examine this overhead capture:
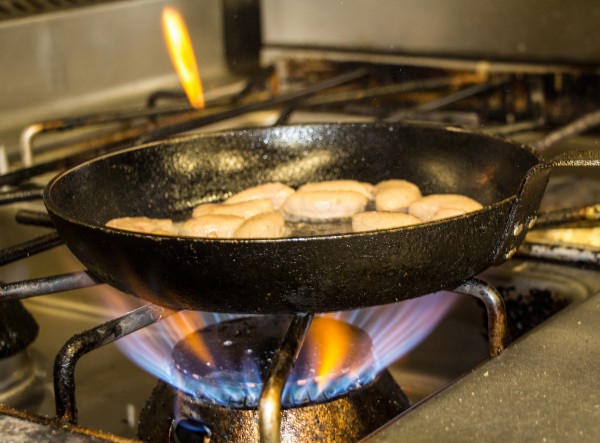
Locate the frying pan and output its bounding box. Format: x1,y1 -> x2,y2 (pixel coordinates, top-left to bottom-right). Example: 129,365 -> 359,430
43,123 -> 600,313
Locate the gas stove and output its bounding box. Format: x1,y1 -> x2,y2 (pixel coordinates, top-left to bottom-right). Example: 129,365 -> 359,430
1,1 -> 600,442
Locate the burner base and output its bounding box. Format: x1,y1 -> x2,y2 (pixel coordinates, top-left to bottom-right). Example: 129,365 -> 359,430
139,369 -> 409,442
0,350 -> 44,410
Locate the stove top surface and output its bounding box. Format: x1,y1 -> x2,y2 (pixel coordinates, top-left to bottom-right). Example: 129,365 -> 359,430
1,33 -> 600,439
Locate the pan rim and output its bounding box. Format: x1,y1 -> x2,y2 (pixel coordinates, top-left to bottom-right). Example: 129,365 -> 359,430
43,122 -> 539,244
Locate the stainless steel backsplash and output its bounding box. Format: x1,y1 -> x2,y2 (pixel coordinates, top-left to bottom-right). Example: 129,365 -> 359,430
0,0 -> 227,138
261,0 -> 600,65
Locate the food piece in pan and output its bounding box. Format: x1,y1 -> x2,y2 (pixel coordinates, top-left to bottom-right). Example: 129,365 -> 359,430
282,190 -> 369,221
179,214 -> 245,238
192,198 -> 275,219
374,179 -> 422,212
408,194 -> 483,221
298,180 -> 375,200
190,203 -> 220,218
233,211 -> 286,239
150,229 -> 178,236
106,217 -> 175,234
429,207 -> 470,221
225,182 -> 295,210
352,211 -> 423,232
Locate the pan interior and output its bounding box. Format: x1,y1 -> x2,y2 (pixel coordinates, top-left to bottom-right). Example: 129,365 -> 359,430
46,124 -> 540,232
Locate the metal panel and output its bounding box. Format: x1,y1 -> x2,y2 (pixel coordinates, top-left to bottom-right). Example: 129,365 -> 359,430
261,0 -> 600,66
0,0 -> 226,140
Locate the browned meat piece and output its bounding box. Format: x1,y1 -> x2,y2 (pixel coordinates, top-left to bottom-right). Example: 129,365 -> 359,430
192,198 -> 274,219
282,190 -> 368,221
190,203 -> 220,218
374,179 -> 422,212
352,211 -> 423,232
179,214 -> 245,238
225,182 -> 295,210
408,194 -> 483,221
106,217 -> 175,234
233,211 -> 286,239
429,207 -> 470,221
298,180 -> 375,200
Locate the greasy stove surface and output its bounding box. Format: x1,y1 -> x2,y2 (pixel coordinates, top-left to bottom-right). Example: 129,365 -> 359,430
0,403 -> 137,443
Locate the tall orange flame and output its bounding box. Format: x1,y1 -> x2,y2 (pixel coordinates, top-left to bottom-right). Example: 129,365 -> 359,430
308,318 -> 353,389
162,6 -> 205,108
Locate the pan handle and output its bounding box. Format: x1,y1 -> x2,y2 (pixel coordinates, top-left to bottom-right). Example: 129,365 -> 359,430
495,148 -> 600,264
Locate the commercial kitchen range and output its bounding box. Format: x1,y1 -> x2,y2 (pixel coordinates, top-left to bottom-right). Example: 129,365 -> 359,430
1,1 -> 600,442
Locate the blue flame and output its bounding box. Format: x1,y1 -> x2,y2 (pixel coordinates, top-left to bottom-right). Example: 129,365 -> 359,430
172,344 -> 266,407
330,291 -> 460,371
110,291 -> 457,407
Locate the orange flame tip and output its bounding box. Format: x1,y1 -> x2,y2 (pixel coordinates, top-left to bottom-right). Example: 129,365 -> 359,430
162,6 -> 205,109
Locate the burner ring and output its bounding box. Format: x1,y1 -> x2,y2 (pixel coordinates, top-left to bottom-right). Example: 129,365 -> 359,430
170,316 -> 376,408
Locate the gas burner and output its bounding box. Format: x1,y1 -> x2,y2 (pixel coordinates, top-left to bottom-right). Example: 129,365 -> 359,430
0,299 -> 43,409
138,316 -> 410,442
0,350 -> 44,411
171,316 -> 377,408
0,299 -> 38,358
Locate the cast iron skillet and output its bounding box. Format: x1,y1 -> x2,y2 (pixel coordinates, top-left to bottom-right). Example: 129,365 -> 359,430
44,123 -> 600,313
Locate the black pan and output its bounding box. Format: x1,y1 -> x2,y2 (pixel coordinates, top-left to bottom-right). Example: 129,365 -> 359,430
44,123 -> 599,313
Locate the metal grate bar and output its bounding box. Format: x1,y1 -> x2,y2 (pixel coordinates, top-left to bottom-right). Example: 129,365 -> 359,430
54,304 -> 175,424
454,278 -> 508,358
15,209 -> 54,228
258,314 -> 313,443
517,242 -> 600,269
0,186 -> 44,205
0,271 -> 98,301
0,232 -> 63,266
